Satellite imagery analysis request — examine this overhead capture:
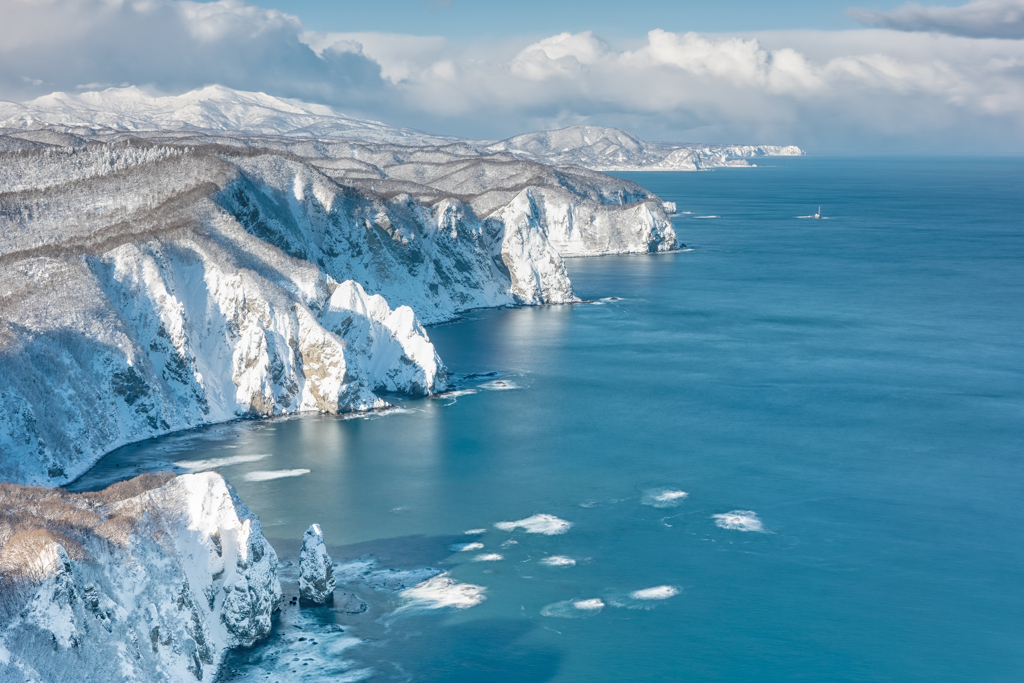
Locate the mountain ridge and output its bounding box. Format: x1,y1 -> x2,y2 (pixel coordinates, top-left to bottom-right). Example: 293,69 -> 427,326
0,86 -> 803,170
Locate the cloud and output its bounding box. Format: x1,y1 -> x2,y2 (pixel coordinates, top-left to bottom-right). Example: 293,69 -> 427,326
0,0 -> 387,105
2,0 -> 1024,151
850,0 -> 1024,39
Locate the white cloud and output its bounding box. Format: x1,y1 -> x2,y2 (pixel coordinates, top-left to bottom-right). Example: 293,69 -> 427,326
850,0 -> 1024,39
2,0 -> 1024,151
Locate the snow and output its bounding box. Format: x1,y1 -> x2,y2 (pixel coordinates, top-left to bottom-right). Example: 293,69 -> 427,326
299,524 -> 336,605
0,472 -> 281,683
0,86 -> 802,171
0,124 -> 677,487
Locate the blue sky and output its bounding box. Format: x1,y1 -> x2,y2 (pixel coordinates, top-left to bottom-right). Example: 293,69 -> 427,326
3,0 -> 1024,151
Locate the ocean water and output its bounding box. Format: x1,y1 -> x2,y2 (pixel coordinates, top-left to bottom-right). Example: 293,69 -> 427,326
74,157 -> 1024,682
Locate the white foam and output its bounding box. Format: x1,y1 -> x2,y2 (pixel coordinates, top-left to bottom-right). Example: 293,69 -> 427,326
464,528 -> 487,535
471,553 -> 503,562
450,542 -> 484,552
641,487 -> 689,508
500,539 -> 518,547
540,598 -> 604,618
241,469 -> 310,482
630,585 -> 679,600
398,573 -> 486,611
480,380 -> 518,391
539,556 -> 576,567
495,514 -> 572,535
713,510 -> 765,532
437,389 -> 478,402
173,453 -> 270,470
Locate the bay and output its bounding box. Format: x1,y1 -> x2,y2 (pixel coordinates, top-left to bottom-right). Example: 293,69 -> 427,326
73,157 -> 1024,682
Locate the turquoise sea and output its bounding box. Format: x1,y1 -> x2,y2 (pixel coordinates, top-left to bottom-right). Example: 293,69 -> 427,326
74,157 -> 1024,682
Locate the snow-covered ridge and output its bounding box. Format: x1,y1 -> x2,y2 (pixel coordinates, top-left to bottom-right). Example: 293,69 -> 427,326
0,135 -> 675,487
0,472 -> 281,682
0,86 -> 802,171
0,85 -> 457,147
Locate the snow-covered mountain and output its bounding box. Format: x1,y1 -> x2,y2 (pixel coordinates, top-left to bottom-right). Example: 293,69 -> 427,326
0,86 -> 803,170
0,85 -> 456,146
485,125 -> 803,171
0,472 -> 281,683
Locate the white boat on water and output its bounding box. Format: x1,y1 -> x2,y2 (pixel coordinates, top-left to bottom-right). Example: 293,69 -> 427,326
814,206 -> 821,219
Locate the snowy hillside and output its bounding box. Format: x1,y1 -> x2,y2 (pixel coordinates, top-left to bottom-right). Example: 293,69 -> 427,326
0,133 -> 675,487
0,472 -> 281,683
0,86 -> 802,170
484,125 -> 803,171
0,86 -> 456,146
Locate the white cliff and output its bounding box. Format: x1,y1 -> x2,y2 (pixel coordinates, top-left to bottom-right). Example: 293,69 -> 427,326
0,472 -> 281,683
0,136 -> 674,487
298,524 -> 335,605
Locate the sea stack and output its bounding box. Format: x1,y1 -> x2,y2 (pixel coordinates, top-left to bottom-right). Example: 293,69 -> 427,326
299,524 -> 336,605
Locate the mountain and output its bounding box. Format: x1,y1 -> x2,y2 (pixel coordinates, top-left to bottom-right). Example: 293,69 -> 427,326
0,86 -> 803,170
0,85 -> 456,146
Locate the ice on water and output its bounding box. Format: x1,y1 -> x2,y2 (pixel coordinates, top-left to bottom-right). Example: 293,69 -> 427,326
713,510 -> 765,532
495,514 -> 573,535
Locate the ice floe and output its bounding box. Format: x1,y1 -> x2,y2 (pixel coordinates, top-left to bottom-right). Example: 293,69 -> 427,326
464,528 -> 488,535
539,556 -> 576,567
641,487 -> 689,508
398,574 -> 486,611
471,553 -> 503,562
173,453 -> 271,470
495,514 -> 573,535
630,585 -> 679,600
242,469 -> 311,482
713,510 -> 765,532
541,598 -> 605,618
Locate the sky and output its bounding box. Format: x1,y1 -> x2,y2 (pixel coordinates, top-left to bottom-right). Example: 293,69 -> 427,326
3,0 -> 1024,152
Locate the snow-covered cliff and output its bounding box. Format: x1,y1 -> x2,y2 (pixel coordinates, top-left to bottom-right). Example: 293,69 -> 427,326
0,472 -> 281,683
0,137 -> 674,487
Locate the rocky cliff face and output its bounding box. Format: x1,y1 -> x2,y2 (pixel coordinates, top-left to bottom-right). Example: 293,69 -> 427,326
0,472 -> 281,683
298,524 -> 335,605
0,137 -> 675,487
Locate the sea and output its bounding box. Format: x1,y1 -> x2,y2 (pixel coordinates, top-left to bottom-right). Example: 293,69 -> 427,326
72,157 -> 1024,682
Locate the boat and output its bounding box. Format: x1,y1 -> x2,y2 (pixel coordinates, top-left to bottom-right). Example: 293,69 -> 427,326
814,206 -> 821,219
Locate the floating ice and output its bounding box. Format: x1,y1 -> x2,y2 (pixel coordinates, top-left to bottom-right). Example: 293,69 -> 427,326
174,453 -> 271,470
541,598 -> 605,618
540,556 -> 576,567
495,514 -> 572,535
464,528 -> 487,535
242,469 -> 310,482
472,553 -> 503,562
398,573 -> 486,611
641,487 -> 689,508
574,599 -> 605,610
630,585 -> 679,600
713,510 -> 765,532
450,542 -> 485,552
